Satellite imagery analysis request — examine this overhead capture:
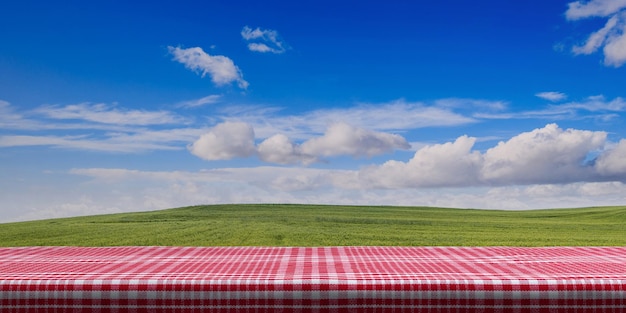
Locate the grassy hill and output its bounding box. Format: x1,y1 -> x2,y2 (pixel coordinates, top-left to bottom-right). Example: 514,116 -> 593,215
1,204 -> 625,246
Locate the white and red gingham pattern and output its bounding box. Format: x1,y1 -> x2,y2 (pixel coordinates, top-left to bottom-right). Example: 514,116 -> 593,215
1,246 -> 625,312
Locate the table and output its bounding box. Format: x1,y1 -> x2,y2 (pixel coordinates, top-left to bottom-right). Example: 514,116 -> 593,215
1,246 -> 625,312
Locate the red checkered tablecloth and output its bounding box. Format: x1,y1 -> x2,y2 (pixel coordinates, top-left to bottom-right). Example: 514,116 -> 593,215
1,246 -> 625,312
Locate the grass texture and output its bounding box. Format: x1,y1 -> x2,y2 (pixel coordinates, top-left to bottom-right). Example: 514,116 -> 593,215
1,204 -> 625,246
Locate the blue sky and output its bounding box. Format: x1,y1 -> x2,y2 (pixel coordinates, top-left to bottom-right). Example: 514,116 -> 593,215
1,0 -> 626,221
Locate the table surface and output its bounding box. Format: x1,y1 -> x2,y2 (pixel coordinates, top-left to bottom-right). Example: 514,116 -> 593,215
1,246 -> 626,312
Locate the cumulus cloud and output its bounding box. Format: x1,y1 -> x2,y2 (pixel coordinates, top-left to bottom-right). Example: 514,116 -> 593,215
595,139 -> 626,176
566,0 -> 626,67
168,46 -> 248,88
257,134 -> 317,165
536,91 -> 568,102
360,124 -> 612,188
241,26 -> 288,54
361,135 -> 483,188
190,122 -> 409,164
300,122 -> 409,158
481,124 -> 606,184
188,122 -> 256,160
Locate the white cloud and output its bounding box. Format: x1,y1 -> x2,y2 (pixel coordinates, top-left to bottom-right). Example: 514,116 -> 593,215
360,135 -> 483,188
0,101 -> 206,153
247,43 -> 273,53
1,98 -> 475,155
475,95 -> 626,120
0,104 -> 133,132
176,95 -> 222,108
603,21 -> 626,66
481,182 -> 626,209
64,165 -> 626,203
168,46 -> 248,89
481,124 -> 606,184
191,122 -> 409,164
310,100 -> 477,131
33,103 -> 186,125
0,134 -> 186,152
573,15 -> 620,54
6,199 -> 126,222
0,100 -> 13,115
55,167 -> 626,220
566,0 -> 626,19
257,134 -> 317,165
536,91 -> 568,102
595,139 -> 626,176
566,1 -> 626,67
0,100 -> 38,130
231,99 -> 477,140
188,121 -> 256,160
435,98 -> 508,111
359,124 -> 612,188
6,121 -> 626,222
300,122 -> 409,158
70,168 -> 147,181
241,26 -> 288,54
559,95 -> 626,111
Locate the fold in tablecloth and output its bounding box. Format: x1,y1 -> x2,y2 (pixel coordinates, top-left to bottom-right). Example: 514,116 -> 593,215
1,246 -> 625,312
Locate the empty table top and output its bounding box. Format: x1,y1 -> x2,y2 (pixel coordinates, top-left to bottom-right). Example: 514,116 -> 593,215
1,246 -> 625,312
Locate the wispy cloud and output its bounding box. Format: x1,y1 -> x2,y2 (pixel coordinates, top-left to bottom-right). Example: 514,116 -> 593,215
2,95 -> 624,157
0,101 -> 205,153
168,46 -> 249,89
0,100 -> 21,121
176,95 -> 222,108
435,98 -> 508,111
241,26 -> 288,54
566,0 -> 626,19
559,95 -> 626,112
33,103 -> 187,125
566,0 -> 626,67
475,95 -> 625,120
0,135 -> 181,152
536,91 -> 567,102
0,127 -> 205,153
226,99 -> 477,140
0,100 -> 40,130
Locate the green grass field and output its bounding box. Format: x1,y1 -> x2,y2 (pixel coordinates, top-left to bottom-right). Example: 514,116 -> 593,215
1,204 -> 625,246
